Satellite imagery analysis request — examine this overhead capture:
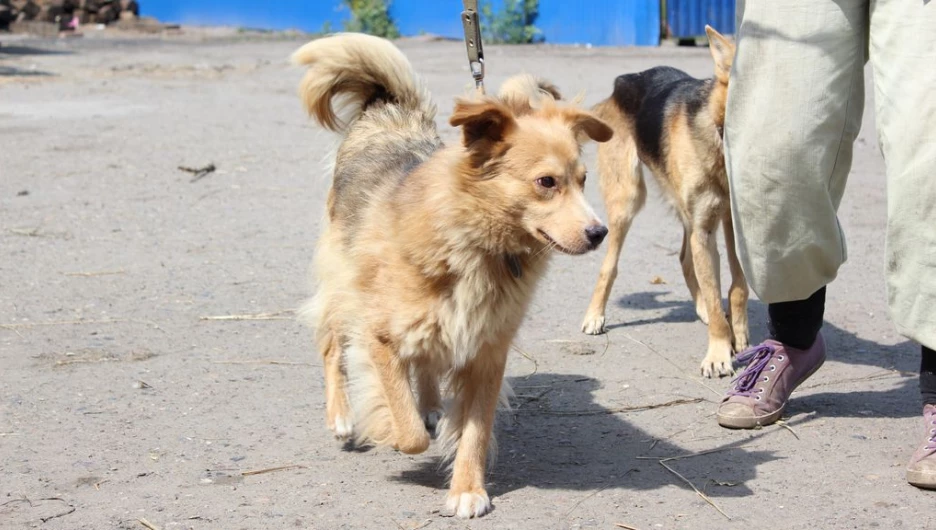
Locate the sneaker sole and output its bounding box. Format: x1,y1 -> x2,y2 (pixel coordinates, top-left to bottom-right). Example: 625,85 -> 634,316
717,355 -> 827,430
907,469 -> 936,490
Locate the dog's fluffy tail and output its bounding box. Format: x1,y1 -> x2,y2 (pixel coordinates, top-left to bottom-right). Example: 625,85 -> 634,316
498,73 -> 562,103
291,33 -> 431,134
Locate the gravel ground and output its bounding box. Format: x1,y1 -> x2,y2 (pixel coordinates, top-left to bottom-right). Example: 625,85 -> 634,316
1,27 -> 932,530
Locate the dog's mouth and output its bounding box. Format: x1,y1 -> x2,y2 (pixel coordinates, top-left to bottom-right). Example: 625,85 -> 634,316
537,229 -> 586,255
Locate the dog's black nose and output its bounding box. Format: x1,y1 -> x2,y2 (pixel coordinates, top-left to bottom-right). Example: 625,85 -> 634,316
585,225 -> 608,248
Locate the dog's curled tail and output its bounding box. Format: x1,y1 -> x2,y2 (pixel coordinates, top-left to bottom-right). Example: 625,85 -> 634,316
291,33 -> 430,133
498,73 -> 562,103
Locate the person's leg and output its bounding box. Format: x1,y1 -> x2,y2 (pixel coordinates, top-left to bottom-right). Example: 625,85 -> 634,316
867,0 -> 936,490
725,1 -> 867,304
718,0 -> 868,428
768,287 -> 826,350
909,345 -> 936,489
867,2 -> 936,358
921,346 -> 936,408
868,0 -> 936,489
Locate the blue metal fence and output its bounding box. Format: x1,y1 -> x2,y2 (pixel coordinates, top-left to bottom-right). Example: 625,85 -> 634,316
666,0 -> 735,39
141,1 -> 734,46
536,0 -> 659,46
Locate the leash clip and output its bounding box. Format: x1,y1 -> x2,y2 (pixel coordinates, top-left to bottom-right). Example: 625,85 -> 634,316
461,0 -> 485,93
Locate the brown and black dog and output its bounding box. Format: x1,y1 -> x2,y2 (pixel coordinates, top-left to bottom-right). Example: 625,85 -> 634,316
580,26 -> 746,378
292,33 -> 612,517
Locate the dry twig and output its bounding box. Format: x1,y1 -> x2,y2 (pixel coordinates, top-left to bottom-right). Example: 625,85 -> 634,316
615,524 -> 641,530
212,359 -> 314,366
618,331 -> 722,397
138,518 -> 161,530
799,369 -> 907,390
179,163 -> 217,183
64,270 -> 126,277
511,345 -> 538,377
775,419 -> 800,440
564,486 -> 607,517
199,310 -> 294,321
538,397 -> 703,416
636,448 -> 733,519
241,464 -> 306,476
1,497 -> 77,523
1,318 -> 128,329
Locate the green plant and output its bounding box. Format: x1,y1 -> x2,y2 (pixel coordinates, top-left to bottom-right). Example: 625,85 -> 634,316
343,0 -> 400,39
481,0 -> 541,44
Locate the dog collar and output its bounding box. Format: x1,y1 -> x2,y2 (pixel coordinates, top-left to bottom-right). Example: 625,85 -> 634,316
505,254 -> 522,279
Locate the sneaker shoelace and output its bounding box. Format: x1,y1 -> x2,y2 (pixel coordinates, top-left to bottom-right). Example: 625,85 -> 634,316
726,343 -> 776,398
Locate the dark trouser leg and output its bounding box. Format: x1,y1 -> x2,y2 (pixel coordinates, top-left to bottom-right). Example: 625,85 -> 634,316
767,287 -> 826,350
921,345 -> 936,407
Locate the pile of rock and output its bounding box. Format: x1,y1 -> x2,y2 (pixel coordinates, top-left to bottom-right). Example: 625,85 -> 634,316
1,0 -> 140,31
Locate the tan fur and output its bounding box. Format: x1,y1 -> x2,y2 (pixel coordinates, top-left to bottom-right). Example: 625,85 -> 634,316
294,33 -> 612,518
581,26 -> 748,378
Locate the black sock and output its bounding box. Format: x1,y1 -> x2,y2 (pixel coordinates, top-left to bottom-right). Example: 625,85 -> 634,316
766,287 -> 826,350
921,345 -> 936,407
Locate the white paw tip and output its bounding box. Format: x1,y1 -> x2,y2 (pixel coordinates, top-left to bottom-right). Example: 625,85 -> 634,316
333,415 -> 353,439
446,491 -> 491,519
581,316 -> 606,335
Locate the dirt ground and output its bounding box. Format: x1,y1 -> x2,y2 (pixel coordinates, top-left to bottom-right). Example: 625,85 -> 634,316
1,27 -> 933,530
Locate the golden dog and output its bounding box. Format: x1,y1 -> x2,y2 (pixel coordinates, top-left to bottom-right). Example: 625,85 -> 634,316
293,33 -> 612,517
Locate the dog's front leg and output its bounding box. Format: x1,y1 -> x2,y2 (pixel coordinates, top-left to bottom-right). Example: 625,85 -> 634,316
689,226 -> 734,378
443,340 -> 509,518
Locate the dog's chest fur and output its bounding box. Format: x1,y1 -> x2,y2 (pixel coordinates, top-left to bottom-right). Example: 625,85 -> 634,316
386,252 -> 543,370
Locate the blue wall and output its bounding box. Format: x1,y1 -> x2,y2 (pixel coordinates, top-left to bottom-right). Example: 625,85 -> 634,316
666,0 -> 735,38
141,1 -> 733,46
537,0 -> 659,46
141,1 -> 348,32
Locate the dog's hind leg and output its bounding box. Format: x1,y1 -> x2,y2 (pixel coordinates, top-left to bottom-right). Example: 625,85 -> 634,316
722,213 -> 750,352
368,341 -> 430,454
415,366 -> 443,432
680,227 -> 707,324
581,134 -> 646,335
689,213 -> 734,378
320,327 -> 354,439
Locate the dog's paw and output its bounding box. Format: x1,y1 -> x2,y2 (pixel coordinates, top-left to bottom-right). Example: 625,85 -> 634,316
330,415 -> 353,440
733,334 -> 750,353
700,341 -> 734,378
422,409 -> 443,432
392,427 -> 430,455
581,314 -> 607,335
446,490 -> 492,518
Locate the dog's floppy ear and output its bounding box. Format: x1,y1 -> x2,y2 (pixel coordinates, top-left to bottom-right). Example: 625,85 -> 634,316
562,108 -> 614,144
705,25 -> 735,84
449,98 -> 517,147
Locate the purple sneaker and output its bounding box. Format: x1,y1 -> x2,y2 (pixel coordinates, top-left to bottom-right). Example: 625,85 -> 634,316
907,404 -> 936,490
717,334 -> 826,429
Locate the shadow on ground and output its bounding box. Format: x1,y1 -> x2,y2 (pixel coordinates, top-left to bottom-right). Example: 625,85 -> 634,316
0,45 -> 72,56
608,290 -> 920,419
0,65 -> 55,77
393,373 -> 779,501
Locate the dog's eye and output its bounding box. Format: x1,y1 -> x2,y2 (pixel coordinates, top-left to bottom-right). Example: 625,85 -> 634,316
536,176 -> 557,189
